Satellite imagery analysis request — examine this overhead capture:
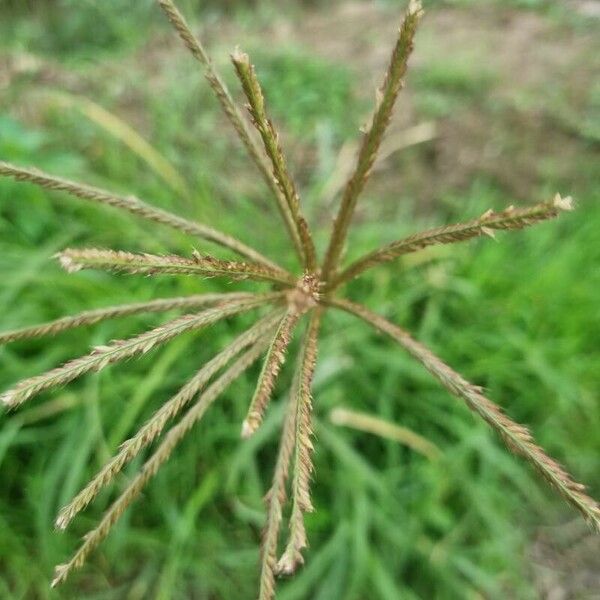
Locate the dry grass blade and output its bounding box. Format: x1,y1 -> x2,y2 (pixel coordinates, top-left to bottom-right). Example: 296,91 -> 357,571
156,0 -> 303,264
57,248 -> 296,286
47,91 -> 191,201
258,371 -> 301,600
241,311 -> 302,438
320,121 -> 436,208
1,295 -> 281,409
276,309 -> 321,576
329,407 -> 440,460
0,292 -> 256,345
51,337 -> 270,588
0,161 -> 280,270
329,297 -> 600,532
56,309 -> 284,530
332,194 -> 574,287
321,0 -> 423,280
231,50 -> 317,271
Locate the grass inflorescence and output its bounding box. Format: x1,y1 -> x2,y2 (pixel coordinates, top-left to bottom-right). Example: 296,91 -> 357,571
1,0 -> 598,598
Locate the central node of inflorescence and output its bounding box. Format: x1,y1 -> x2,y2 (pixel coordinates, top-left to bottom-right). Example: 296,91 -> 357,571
285,273 -> 321,315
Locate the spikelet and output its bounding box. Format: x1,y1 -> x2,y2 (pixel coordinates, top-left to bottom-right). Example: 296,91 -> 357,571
0,161 -> 279,269
51,337 -> 271,588
322,0 -> 423,279
333,193 -> 576,286
330,298 -> 600,532
1,295 -> 280,408
276,309 -> 321,576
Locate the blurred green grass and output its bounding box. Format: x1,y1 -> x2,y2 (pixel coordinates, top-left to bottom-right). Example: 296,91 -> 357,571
1,1 -> 599,598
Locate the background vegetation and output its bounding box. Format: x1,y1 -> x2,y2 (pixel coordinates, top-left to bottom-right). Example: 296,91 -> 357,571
0,0 -> 598,597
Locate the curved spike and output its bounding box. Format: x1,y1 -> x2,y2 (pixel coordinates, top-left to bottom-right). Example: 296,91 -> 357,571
1,294 -> 281,409
56,309 -> 284,530
328,297 -> 600,532
0,292 -> 256,345
0,161 -> 282,271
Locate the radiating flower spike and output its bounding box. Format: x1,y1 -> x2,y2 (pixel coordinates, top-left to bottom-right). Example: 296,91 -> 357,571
258,362 -> 303,600
56,248 -> 295,286
231,49 -> 317,271
156,0 -> 304,265
322,0 -> 423,280
332,193 -> 577,287
1,295 -> 280,409
55,309 -> 284,531
276,309 -> 322,576
241,311 -> 302,438
0,161 -> 280,269
0,292 -> 255,345
51,338 -> 271,588
328,297 -> 600,532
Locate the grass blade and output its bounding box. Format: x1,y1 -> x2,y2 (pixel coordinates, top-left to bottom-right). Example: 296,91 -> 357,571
329,407 -> 440,460
47,91 -> 192,201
